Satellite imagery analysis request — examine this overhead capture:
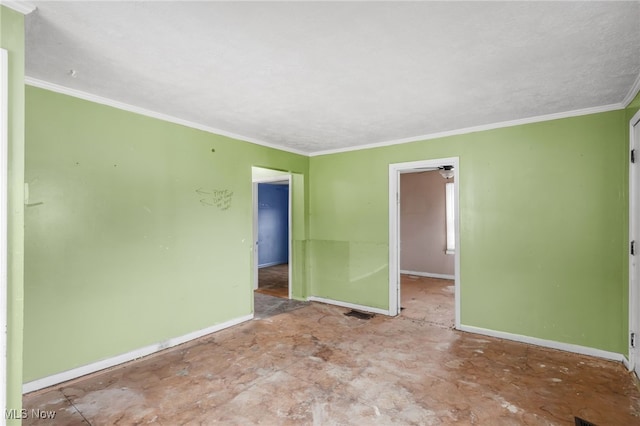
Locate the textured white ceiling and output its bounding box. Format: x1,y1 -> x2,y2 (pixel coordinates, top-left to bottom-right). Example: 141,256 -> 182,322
24,1 -> 640,154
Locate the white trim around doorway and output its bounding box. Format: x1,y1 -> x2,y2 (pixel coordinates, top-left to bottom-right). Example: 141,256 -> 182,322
252,174 -> 293,300
388,157 -> 460,329
628,109 -> 640,373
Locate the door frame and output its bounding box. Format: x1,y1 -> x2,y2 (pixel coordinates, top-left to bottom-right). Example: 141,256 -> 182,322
252,175 -> 292,299
0,48 -> 8,417
628,109 -> 640,372
388,157 -> 460,329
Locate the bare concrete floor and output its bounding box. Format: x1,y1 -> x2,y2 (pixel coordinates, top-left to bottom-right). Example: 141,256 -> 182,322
254,292 -> 308,320
23,279 -> 640,425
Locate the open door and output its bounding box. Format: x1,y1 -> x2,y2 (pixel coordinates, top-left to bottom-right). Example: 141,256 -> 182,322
251,166 -> 306,313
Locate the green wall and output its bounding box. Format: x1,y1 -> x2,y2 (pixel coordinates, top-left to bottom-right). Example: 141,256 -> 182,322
24,86 -> 308,381
1,6 -> 25,420
309,110 -> 629,354
21,53 -> 640,383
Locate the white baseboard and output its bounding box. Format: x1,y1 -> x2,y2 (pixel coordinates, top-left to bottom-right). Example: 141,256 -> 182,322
307,296 -> 390,316
623,355 -> 631,371
23,313 -> 254,394
459,325 -> 626,364
258,261 -> 287,269
401,270 -> 455,280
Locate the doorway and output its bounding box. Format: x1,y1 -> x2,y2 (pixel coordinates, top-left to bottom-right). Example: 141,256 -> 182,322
253,175 -> 292,300
389,158 -> 460,329
629,109 -> 640,374
398,169 -> 456,327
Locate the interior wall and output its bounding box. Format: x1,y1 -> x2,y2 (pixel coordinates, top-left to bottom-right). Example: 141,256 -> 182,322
23,86 -> 308,382
400,171 -> 454,276
21,61 -> 640,387
258,183 -> 289,267
309,109 -> 628,355
1,6 -> 25,420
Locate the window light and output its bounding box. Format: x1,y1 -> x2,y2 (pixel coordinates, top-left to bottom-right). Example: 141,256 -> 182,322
445,182 -> 455,254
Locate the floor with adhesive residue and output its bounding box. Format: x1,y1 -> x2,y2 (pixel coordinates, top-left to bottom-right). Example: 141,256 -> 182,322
255,263 -> 289,299
22,275 -> 640,425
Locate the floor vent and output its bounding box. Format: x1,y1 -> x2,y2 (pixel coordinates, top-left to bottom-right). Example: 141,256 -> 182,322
575,417 -> 597,426
344,310 -> 374,320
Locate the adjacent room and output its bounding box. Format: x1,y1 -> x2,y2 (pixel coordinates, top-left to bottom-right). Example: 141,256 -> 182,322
399,168 -> 456,328
255,181 -> 290,299
2,1 -> 640,424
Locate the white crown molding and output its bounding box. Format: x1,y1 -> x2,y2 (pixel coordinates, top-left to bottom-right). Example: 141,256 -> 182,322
25,77 -> 636,159
622,72 -> 640,108
459,324 -> 626,364
309,103 -> 624,157
23,313 -> 253,394
0,1 -> 36,15
24,77 -> 309,157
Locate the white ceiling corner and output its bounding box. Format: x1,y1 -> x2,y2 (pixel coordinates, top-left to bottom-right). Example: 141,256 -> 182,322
23,1 -> 640,155
622,71 -> 640,108
1,0 -> 36,15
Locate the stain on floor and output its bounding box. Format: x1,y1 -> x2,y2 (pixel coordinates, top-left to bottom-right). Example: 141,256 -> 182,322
254,292 -> 308,320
